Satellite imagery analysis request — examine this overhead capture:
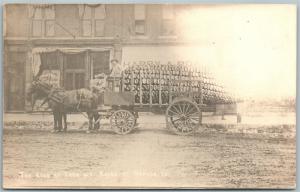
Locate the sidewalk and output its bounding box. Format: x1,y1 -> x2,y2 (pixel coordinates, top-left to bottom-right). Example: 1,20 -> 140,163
3,112 -> 296,139
3,112 -> 296,125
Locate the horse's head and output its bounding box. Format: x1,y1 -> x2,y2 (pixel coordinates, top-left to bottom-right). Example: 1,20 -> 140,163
26,79 -> 50,109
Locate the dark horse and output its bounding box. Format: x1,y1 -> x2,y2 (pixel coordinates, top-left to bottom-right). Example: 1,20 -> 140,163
26,80 -> 100,133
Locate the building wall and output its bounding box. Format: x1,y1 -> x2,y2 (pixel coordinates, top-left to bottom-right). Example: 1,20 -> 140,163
4,4 -> 186,40
55,5 -> 81,37
4,4 -> 189,112
4,4 -> 29,38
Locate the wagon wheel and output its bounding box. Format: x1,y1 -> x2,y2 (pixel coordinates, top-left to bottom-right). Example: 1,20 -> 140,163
110,110 -> 135,135
166,98 -> 202,135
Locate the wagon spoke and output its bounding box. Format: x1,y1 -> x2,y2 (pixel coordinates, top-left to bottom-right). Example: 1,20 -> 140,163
180,103 -> 186,114
185,104 -> 196,115
168,109 -> 181,116
166,98 -> 201,135
178,104 -> 184,114
110,110 -> 135,135
186,111 -> 200,117
167,115 -> 181,120
185,104 -> 191,115
171,118 -> 182,123
172,105 -> 182,115
189,117 -> 200,122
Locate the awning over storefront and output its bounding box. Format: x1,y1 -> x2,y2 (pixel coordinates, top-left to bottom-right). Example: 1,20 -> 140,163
30,47 -> 112,76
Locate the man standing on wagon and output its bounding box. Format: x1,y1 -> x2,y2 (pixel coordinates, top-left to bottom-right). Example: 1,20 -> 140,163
109,59 -> 123,92
110,59 -> 122,78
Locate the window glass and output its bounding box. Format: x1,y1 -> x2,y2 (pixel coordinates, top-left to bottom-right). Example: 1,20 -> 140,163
34,8 -> 43,19
82,20 -> 92,36
75,73 -> 85,89
40,52 -> 59,70
65,53 -> 85,69
161,5 -> 175,36
94,5 -> 106,19
135,20 -> 145,35
65,73 -> 73,90
44,7 -> 55,19
91,51 -> 110,76
95,20 -> 105,36
134,5 -> 145,20
83,6 -> 92,19
45,20 -> 55,36
134,5 -> 146,35
32,20 -> 42,36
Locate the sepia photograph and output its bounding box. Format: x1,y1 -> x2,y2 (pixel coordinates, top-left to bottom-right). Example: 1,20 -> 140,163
2,3 -> 296,189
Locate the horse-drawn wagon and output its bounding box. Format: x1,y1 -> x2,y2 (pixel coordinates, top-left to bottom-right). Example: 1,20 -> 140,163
28,63 -> 237,135
96,76 -> 203,135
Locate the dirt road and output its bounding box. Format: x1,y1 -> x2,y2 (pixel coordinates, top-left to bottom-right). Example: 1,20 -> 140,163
3,121 -> 295,189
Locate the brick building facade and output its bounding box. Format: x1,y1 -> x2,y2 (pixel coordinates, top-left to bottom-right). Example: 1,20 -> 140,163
4,4 -> 206,112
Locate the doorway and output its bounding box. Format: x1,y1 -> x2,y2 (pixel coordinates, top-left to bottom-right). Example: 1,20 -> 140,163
5,52 -> 26,111
63,52 -> 87,90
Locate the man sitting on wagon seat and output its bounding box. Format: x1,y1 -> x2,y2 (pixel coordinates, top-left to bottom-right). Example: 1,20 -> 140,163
109,59 -> 123,92
90,73 -> 107,94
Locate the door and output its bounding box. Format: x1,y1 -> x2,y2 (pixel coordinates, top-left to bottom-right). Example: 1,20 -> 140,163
63,52 -> 87,90
5,52 -> 26,111
91,50 -> 110,77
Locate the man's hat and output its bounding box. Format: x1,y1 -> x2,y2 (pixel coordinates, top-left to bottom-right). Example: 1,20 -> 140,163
111,59 -> 119,63
95,73 -> 106,79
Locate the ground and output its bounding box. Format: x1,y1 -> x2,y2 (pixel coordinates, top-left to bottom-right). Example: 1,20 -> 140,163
3,113 -> 296,189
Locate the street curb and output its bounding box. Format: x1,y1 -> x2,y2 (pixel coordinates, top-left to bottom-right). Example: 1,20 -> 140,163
3,120 -> 295,139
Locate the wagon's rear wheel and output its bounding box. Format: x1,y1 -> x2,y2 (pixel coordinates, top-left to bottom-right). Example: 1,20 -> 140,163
110,110 -> 135,135
166,98 -> 202,135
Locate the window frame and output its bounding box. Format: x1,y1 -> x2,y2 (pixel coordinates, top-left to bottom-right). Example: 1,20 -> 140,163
31,6 -> 56,37
160,5 -> 176,36
94,19 -> 105,37
134,5 -> 147,36
44,19 -> 55,37
80,5 -> 106,37
82,19 -> 93,37
32,19 -> 43,37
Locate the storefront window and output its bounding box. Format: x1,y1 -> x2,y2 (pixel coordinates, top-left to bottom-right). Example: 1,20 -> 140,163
65,53 -> 85,69
33,50 -> 111,91
39,51 -> 60,87
40,51 -> 59,70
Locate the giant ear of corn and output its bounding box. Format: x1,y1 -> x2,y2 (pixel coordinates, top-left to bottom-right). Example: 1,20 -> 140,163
122,63 -> 237,105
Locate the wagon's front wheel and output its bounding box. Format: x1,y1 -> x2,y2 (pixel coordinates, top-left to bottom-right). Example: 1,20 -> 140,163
110,110 -> 135,135
166,98 -> 201,135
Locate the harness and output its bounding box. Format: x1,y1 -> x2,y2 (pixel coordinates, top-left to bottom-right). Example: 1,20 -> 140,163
34,80 -> 90,120
76,90 -> 83,111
